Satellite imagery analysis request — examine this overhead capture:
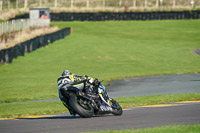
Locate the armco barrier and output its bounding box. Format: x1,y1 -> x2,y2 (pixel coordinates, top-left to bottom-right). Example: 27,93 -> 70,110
0,27 -> 71,64
10,10 -> 200,21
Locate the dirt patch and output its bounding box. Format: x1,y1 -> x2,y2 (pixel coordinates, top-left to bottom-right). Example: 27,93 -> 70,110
0,9 -> 28,21
0,27 -> 59,50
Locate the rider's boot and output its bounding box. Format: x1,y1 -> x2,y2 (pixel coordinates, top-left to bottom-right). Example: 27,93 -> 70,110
69,109 -> 77,116
62,101 -> 77,117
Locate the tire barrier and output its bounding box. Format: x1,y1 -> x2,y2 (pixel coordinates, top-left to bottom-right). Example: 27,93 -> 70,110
0,27 -> 71,64
10,10 -> 200,21
50,11 -> 200,21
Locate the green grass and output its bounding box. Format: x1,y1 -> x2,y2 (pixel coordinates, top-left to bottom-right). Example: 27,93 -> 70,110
84,124 -> 200,133
0,20 -> 200,103
0,20 -> 200,117
0,101 -> 66,118
117,93 -> 200,108
1,93 -> 200,118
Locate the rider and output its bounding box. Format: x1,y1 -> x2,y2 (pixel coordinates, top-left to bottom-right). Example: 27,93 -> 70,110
57,70 -> 100,115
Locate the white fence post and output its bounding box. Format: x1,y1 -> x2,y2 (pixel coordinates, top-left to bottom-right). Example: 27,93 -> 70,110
133,0 -> 136,8
40,0 -> 42,7
145,0 -> 147,8
0,23 -> 1,35
8,0 -> 10,9
173,0 -> 176,8
190,0 -> 195,8
12,20 -> 15,32
6,21 -> 8,33
119,0 -> 122,7
156,0 -> 159,7
24,0 -> 27,8
71,0 -> 73,8
160,0 -> 163,7
16,0 -> 18,8
86,0 -> 89,8
0,0 -> 2,11
103,0 -> 105,9
54,0 -> 57,8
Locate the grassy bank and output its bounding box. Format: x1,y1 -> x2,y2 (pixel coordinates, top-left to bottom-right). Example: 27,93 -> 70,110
0,20 -> 200,103
84,124 -> 200,133
0,20 -> 200,117
1,93 -> 200,118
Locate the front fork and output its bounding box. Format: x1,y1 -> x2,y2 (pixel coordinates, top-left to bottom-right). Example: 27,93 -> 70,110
98,92 -> 112,106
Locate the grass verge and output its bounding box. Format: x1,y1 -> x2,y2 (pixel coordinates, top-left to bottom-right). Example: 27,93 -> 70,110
84,124 -> 200,133
0,93 -> 200,118
116,93 -> 200,108
0,20 -> 200,117
0,20 -> 200,104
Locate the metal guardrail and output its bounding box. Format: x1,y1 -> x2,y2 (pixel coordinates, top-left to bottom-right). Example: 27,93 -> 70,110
0,19 -> 30,36
0,0 -> 199,10
0,18 -> 50,36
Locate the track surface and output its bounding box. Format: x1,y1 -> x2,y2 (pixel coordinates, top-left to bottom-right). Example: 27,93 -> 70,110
3,74 -> 200,104
1,103 -> 200,133
1,74 -> 200,133
107,74 -> 200,97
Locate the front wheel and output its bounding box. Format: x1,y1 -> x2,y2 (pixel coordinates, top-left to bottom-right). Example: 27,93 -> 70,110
69,95 -> 94,118
111,99 -> 123,116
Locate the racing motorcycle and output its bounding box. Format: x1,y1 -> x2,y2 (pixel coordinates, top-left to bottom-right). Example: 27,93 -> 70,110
67,81 -> 123,118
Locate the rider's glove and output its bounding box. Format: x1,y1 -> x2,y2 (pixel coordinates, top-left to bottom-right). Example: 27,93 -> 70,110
88,77 -> 94,84
93,78 -> 100,87
83,75 -> 93,84
84,75 -> 89,78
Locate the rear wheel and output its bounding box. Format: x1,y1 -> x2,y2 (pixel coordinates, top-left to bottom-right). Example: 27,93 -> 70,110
111,99 -> 123,116
69,95 -> 94,118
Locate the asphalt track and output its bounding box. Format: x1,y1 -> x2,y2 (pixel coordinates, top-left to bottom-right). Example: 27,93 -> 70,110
3,74 -> 200,104
1,74 -> 200,133
107,73 -> 200,97
0,102 -> 200,133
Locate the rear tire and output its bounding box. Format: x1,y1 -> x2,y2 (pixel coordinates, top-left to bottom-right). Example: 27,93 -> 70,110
69,95 -> 94,118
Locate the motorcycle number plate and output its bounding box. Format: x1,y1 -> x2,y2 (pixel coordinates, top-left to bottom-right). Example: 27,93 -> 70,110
99,105 -> 112,112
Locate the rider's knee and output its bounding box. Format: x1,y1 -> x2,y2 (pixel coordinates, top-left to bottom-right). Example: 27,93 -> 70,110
61,88 -> 74,98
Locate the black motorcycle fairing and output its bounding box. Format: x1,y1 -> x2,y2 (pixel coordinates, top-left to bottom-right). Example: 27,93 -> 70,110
61,80 -> 123,118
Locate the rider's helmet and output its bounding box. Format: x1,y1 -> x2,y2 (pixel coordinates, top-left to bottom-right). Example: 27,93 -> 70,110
62,70 -> 72,77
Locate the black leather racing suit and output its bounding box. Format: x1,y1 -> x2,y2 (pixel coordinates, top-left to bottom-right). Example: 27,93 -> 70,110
58,74 -> 85,100
57,74 -> 95,113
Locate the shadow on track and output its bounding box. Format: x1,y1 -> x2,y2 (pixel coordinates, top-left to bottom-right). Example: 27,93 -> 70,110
17,116 -> 81,120
17,114 -> 111,120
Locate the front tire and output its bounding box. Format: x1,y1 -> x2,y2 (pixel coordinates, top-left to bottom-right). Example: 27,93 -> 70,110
111,99 -> 123,116
69,95 -> 94,118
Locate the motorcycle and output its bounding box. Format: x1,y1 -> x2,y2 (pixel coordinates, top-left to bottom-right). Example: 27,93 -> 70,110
67,81 -> 123,118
